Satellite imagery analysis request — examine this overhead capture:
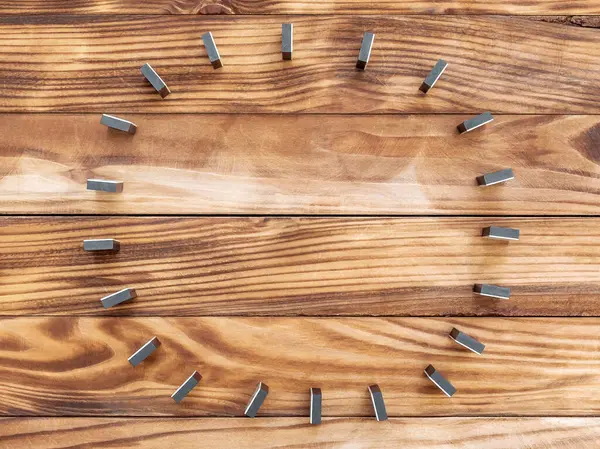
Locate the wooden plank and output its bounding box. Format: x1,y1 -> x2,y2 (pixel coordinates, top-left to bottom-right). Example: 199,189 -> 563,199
3,217 -> 600,316
1,1 -> 600,15
1,317 -> 600,416
2,417 -> 600,448
1,16 -> 600,113
3,114 -> 600,215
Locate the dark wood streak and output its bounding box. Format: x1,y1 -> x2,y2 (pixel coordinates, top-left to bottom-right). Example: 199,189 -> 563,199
0,16 -> 600,113
1,317 -> 600,416
3,114 -> 600,215
2,216 -> 600,316
2,417 -> 600,448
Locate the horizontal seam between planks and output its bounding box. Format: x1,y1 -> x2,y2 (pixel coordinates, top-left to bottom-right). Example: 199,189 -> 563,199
1,14 -> 600,18
3,414 -> 600,418
3,112 -> 600,117
1,316 -> 599,318
3,214 -> 600,218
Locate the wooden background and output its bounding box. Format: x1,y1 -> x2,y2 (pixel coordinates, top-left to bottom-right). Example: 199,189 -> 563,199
1,1 -> 600,448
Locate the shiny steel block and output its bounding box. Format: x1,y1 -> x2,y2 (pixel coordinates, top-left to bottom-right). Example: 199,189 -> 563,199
87,179 -> 124,193
202,32 -> 223,69
245,382 -> 269,418
140,63 -> 171,98
100,114 -> 137,134
356,32 -> 375,70
100,288 -> 137,308
449,328 -> 485,354
128,337 -> 161,367
457,112 -> 494,134
477,168 -> 514,186
171,371 -> 202,403
474,283 -> 510,300
310,387 -> 322,425
83,239 -> 120,252
368,384 -> 388,421
282,23 -> 293,60
419,59 -> 448,93
424,365 -> 456,397
482,226 -> 520,241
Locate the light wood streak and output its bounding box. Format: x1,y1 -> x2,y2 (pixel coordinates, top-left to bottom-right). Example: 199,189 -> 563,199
3,114 -> 600,215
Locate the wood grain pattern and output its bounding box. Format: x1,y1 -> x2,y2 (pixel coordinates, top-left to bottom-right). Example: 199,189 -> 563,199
2,417 -> 600,448
1,317 -> 600,416
1,16 -> 600,113
1,0 -> 599,15
3,114 -> 600,215
2,0 -> 598,445
3,217 -> 600,316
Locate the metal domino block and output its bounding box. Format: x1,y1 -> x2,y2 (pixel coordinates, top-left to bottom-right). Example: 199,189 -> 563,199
244,382 -> 269,418
100,114 -> 137,134
356,32 -> 375,70
140,63 -> 171,98
83,239 -> 120,252
100,288 -> 137,309
424,365 -> 456,397
368,384 -> 388,421
457,112 -> 494,134
310,388 -> 322,425
477,168 -> 514,186
419,59 -> 448,93
171,371 -> 202,403
474,283 -> 510,300
482,226 -> 520,241
282,23 -> 293,60
128,337 -> 161,367
449,328 -> 485,355
202,32 -> 223,69
87,179 -> 124,193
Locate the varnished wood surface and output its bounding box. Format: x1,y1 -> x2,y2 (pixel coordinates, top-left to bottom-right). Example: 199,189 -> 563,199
1,317 -> 600,416
3,217 -> 600,316
1,0 -> 599,15
3,114 -> 600,215
2,1 -> 599,445
1,16 -> 600,113
3,417 -> 600,448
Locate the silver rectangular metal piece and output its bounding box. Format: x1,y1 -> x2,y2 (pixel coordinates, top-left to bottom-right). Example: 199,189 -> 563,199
310,387 -> 322,425
83,239 -> 120,252
482,226 -> 520,241
449,328 -> 485,355
100,288 -> 137,309
474,283 -> 510,300
424,365 -> 456,397
171,371 -> 202,403
202,32 -> 223,69
87,179 -> 124,193
282,23 -> 293,60
477,168 -> 515,186
368,384 -> 388,421
128,337 -> 161,367
356,32 -> 375,70
419,59 -> 448,93
100,114 -> 137,134
457,112 -> 494,134
140,63 -> 171,98
244,382 -> 269,418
